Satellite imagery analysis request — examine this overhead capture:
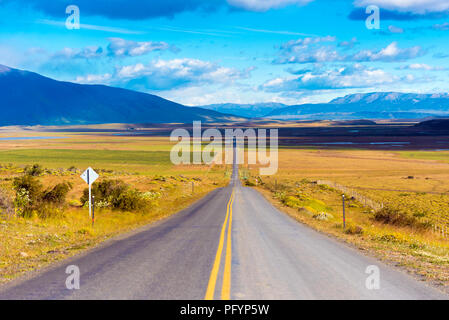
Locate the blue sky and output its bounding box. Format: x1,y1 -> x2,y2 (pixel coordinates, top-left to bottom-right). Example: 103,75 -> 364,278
1,0 -> 449,105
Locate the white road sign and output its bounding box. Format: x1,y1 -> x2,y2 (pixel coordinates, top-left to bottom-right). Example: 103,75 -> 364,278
81,167 -> 99,185
80,167 -> 99,218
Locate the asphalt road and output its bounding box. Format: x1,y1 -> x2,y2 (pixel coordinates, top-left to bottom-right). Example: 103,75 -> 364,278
0,158 -> 447,300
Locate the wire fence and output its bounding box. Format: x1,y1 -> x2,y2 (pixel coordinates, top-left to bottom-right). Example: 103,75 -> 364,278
316,179 -> 448,240
316,180 -> 385,211
434,224 -> 448,239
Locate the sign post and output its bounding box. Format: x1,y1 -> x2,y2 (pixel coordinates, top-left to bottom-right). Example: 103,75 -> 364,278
92,195 -> 95,228
342,194 -> 346,229
80,167 -> 99,219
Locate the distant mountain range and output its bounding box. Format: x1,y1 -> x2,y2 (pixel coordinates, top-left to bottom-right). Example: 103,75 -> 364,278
199,102 -> 286,118
267,92 -> 449,120
204,92 -> 449,120
0,65 -> 243,126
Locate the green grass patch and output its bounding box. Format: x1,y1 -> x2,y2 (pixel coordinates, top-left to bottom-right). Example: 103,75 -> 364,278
398,151 -> 449,163
0,149 -> 172,169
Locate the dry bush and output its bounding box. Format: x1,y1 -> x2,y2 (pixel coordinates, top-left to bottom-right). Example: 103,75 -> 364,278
13,175 -> 72,218
81,179 -> 151,212
344,223 -> 364,235
24,164 -> 44,176
43,182 -> 73,205
373,206 -> 429,229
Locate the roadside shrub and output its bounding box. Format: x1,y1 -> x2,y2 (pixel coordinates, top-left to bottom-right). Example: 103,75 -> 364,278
13,175 -> 72,218
77,227 -> 94,236
374,206 -> 418,227
68,199 -> 82,207
413,211 -> 426,218
142,191 -> 161,201
318,184 -> 333,191
13,175 -> 43,211
313,212 -> 334,221
409,242 -> 425,250
307,198 -> 331,213
14,188 -> 31,217
282,196 -> 302,208
81,179 -> 128,204
345,223 -> 364,235
24,164 -> 44,176
81,179 -> 151,212
114,189 -> 150,211
244,179 -> 256,187
43,182 -> 73,206
375,234 -> 404,244
273,191 -> 286,201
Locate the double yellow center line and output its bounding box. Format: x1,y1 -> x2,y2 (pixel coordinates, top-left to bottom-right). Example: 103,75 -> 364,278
204,189 -> 235,300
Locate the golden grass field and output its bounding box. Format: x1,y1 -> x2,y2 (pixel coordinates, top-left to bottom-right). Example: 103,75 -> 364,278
272,148 -> 449,224
0,132 -> 229,283
244,146 -> 449,290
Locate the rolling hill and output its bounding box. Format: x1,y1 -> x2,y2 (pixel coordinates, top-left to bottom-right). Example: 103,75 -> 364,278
0,65 -> 244,126
415,119 -> 449,130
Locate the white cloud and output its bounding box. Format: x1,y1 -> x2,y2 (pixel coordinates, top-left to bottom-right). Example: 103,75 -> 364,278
75,73 -> 112,84
388,25 -> 404,33
261,64 -> 399,92
350,42 -> 424,62
275,36 -> 339,63
117,58 -> 247,84
227,0 -> 313,11
107,38 -> 176,57
116,63 -> 147,78
338,37 -> 358,49
407,63 -> 433,70
53,46 -> 104,59
161,85 -> 251,105
433,22 -> 449,30
399,63 -> 445,70
74,58 -> 252,91
354,0 -> 449,14
276,40 -> 424,64
280,36 -> 336,50
277,46 -> 341,64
